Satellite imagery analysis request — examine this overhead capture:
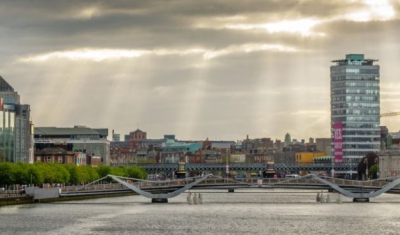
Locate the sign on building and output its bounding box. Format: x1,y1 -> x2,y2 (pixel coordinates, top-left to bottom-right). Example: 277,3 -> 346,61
75,152 -> 87,166
333,122 -> 343,163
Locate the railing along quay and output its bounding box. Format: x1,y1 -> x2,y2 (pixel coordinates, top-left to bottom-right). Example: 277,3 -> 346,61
0,190 -> 29,198
132,163 -> 358,172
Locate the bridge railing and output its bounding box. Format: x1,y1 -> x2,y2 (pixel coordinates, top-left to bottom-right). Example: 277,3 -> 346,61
61,183 -> 129,192
60,175 -> 400,194
61,178 -> 201,192
130,162 -> 358,172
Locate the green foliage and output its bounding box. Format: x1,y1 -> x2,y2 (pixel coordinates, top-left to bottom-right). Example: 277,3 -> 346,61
111,165 -> 128,177
127,166 -> 148,179
54,164 -> 70,183
64,164 -> 80,184
369,164 -> 379,179
0,163 -> 148,186
85,165 -> 99,182
27,163 -> 44,185
96,164 -> 112,178
0,152 -> 5,163
38,163 -> 58,183
13,163 -> 30,185
0,163 -> 15,186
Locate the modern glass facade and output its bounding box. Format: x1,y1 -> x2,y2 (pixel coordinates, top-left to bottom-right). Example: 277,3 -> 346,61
0,76 -> 33,163
0,110 -> 15,162
330,54 -> 380,163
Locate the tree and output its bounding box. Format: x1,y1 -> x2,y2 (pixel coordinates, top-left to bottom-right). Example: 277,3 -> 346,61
84,165 -> 99,182
96,164 -> 112,178
64,164 -> 79,184
0,163 -> 15,186
13,163 -> 29,185
27,164 -> 44,185
38,163 -> 58,183
127,166 -> 147,179
111,165 -> 128,177
369,164 -> 379,179
54,164 -> 70,184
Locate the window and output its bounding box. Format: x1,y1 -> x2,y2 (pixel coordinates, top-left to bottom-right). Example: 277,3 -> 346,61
346,68 -> 359,74
47,156 -> 52,163
58,156 -> 63,164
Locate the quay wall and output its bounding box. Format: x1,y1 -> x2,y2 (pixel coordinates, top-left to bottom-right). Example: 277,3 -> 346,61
0,196 -> 34,206
0,192 -> 137,207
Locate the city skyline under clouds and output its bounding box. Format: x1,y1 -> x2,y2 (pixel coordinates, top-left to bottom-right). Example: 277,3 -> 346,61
0,0 -> 400,141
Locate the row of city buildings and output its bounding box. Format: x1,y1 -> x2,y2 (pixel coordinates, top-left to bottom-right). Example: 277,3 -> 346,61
1,53 -> 400,177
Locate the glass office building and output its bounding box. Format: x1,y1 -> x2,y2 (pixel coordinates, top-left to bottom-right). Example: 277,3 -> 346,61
330,54 -> 380,163
0,75 -> 33,163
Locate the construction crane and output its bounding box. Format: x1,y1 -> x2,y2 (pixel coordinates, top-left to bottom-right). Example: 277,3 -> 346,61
380,112 -> 400,117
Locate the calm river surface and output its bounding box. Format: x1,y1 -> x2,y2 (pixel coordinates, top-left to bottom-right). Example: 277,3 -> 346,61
1,189 -> 400,235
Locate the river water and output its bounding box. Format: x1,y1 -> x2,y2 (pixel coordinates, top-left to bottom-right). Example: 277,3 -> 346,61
1,189 -> 400,235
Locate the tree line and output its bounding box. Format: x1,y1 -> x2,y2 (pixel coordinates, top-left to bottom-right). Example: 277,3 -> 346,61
0,162 -> 148,186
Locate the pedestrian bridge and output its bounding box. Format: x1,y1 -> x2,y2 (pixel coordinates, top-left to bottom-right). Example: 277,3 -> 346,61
60,174 -> 400,203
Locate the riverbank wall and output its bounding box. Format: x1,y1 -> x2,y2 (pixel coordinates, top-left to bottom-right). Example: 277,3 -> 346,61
0,191 -> 137,207
0,196 -> 34,206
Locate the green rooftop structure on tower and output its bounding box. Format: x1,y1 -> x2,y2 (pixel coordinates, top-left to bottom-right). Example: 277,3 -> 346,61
345,54 -> 364,60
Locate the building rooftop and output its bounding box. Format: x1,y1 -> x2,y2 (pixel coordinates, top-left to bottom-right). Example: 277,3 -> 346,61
331,54 -> 378,65
0,75 -> 15,92
35,127 -> 104,136
36,147 -> 71,155
93,128 -> 109,137
346,54 -> 364,60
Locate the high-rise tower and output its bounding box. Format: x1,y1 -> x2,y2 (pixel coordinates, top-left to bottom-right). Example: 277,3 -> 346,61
330,54 -> 380,164
0,75 -> 33,163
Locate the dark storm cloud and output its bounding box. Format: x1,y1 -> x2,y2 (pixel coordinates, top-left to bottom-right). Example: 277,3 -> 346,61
0,0 -> 358,55
0,0 -> 352,18
311,19 -> 400,56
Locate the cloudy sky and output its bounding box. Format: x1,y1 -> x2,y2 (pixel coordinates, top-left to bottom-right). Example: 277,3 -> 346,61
1,0 -> 400,141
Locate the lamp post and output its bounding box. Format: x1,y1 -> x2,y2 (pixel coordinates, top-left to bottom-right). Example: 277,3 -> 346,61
225,149 -> 229,178
365,158 -> 368,180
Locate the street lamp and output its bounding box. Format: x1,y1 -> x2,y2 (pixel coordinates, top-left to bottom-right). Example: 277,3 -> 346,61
364,158 -> 368,180
226,149 -> 230,178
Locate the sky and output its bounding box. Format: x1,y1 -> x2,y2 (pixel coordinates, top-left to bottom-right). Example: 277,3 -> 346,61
0,0 -> 400,141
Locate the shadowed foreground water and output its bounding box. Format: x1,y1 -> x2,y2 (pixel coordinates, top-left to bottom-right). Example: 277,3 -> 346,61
1,189 -> 400,235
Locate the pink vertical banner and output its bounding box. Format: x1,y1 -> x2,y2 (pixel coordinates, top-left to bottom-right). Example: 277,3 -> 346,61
333,122 -> 343,163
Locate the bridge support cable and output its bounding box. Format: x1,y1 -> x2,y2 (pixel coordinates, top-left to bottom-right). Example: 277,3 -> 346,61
107,174 -> 213,199
77,175 -> 112,191
299,175 -> 400,199
309,175 -> 363,198
366,177 -> 400,198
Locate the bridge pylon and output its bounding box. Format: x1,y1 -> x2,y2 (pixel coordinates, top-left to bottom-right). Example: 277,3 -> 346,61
152,198 -> 168,203
175,161 -> 187,179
